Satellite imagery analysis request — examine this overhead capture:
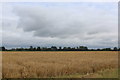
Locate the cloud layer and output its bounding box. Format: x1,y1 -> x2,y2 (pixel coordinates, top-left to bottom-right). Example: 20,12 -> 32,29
2,2 -> 118,48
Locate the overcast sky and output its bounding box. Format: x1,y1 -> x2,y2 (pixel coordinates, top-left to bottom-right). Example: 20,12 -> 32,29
1,2 -> 118,48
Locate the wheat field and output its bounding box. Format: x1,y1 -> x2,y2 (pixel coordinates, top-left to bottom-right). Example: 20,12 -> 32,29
0,52 -> 2,79
2,51 -> 118,78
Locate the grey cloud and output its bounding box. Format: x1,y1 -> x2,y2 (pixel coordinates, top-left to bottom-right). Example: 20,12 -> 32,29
13,6 -> 93,38
2,3 -> 118,48
14,5 -> 117,39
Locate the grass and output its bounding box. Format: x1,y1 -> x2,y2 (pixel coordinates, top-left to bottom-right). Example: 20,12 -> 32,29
84,69 -> 118,78
2,51 -> 118,78
0,52 -> 2,79
54,69 -> 118,78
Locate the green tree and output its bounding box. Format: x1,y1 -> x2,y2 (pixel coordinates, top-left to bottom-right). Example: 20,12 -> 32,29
37,47 -> 41,51
113,47 -> 118,51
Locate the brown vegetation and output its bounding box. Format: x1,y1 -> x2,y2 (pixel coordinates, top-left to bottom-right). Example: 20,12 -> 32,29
2,51 -> 118,78
0,52 -> 2,79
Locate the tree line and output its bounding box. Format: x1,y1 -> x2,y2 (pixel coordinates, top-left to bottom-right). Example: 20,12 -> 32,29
0,46 -> 119,51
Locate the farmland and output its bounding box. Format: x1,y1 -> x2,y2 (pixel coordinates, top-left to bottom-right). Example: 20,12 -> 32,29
2,51 -> 118,78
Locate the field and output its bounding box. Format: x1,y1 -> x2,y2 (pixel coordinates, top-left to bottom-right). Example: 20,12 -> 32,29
0,52 -> 1,79
2,51 -> 118,78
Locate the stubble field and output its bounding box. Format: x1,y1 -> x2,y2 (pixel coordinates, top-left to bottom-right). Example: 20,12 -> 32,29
2,51 -> 118,78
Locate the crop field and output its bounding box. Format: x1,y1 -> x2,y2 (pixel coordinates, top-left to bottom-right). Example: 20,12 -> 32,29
2,51 -> 118,78
0,52 -> 1,79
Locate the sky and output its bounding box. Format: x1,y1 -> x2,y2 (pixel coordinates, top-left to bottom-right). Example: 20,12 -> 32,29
1,2 -> 118,48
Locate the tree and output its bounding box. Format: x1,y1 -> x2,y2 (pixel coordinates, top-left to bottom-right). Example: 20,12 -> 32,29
29,46 -> 33,51
97,49 -> 101,51
33,47 -> 36,51
67,47 -> 72,51
79,46 -> 88,51
1,46 -> 6,51
63,47 -> 67,51
105,48 -> 111,51
59,47 -> 62,51
37,47 -> 41,51
119,48 -> 120,51
51,46 -> 57,51
113,47 -> 118,51
41,47 -> 48,51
